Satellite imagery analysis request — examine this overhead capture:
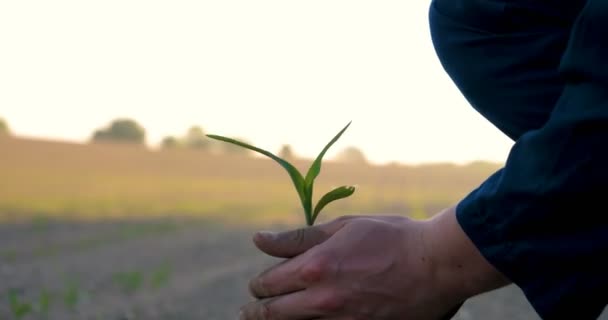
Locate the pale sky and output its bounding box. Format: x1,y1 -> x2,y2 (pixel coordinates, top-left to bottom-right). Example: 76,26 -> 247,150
0,0 -> 513,165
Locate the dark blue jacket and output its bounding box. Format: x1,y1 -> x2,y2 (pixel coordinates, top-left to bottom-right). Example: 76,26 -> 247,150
429,0 -> 608,318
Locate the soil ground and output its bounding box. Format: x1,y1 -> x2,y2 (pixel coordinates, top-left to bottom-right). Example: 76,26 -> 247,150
0,218 -> 605,320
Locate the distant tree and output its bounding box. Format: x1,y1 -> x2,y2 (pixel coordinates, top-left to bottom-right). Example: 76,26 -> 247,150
0,118 -> 9,136
278,144 -> 295,160
184,126 -> 209,150
91,119 -> 146,144
335,146 -> 368,164
161,136 -> 179,149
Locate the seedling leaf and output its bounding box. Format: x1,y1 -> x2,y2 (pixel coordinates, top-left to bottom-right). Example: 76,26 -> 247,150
304,121 -> 351,188
206,135 -> 308,210
208,122 -> 355,226
113,271 -> 144,294
312,185 -> 355,224
151,264 -> 172,289
8,290 -> 33,319
38,290 -> 52,315
63,283 -> 79,310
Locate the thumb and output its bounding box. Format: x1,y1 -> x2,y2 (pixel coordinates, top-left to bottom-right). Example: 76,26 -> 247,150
252,219 -> 347,258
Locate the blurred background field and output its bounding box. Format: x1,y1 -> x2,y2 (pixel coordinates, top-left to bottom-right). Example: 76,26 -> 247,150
0,134 -> 499,224
0,132 -> 523,320
3,125 -> 607,319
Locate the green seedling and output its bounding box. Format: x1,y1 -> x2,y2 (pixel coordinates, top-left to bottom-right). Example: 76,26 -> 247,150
38,289 -> 52,316
63,283 -> 79,311
150,264 -> 172,289
113,271 -> 144,294
207,121 -> 356,226
8,290 -> 33,320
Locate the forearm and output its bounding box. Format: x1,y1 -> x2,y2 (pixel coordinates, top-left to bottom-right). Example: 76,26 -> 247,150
425,206 -> 510,302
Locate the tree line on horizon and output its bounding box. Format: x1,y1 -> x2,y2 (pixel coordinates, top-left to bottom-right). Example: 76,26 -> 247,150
0,117 -> 9,136
0,117 -> 369,164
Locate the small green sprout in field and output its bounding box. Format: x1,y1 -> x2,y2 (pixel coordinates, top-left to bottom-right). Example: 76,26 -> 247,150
38,289 -> 52,316
8,289 -> 33,320
63,283 -> 79,311
113,271 -> 144,294
150,264 -> 172,289
207,121 -> 356,226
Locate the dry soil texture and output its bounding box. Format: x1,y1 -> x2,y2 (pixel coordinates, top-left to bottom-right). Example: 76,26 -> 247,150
0,218 -> 605,320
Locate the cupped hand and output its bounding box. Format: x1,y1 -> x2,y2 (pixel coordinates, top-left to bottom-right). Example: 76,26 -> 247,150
239,214 -> 469,320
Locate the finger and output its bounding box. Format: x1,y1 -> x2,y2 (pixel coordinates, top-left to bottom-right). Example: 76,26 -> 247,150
253,216 -> 352,258
250,247 -> 332,298
240,286 -> 342,320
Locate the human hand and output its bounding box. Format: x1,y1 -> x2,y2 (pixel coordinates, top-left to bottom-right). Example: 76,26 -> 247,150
240,209 -> 505,320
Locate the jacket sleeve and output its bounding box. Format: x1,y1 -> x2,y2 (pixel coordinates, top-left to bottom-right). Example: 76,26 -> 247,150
456,1 -> 608,318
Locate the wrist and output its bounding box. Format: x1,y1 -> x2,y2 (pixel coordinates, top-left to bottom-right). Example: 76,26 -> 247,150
424,206 -> 511,302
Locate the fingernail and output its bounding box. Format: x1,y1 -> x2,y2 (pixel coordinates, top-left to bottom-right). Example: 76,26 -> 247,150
257,231 -> 276,240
